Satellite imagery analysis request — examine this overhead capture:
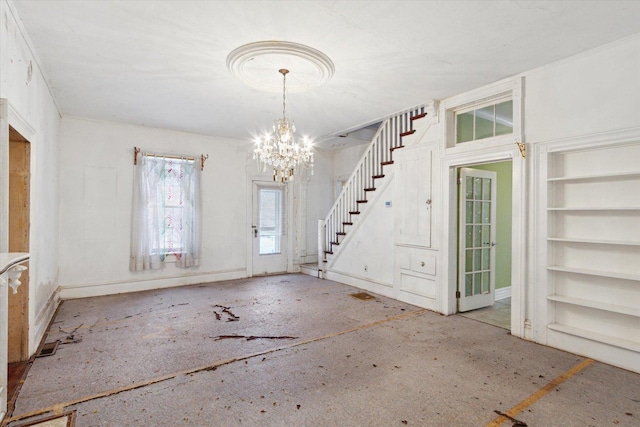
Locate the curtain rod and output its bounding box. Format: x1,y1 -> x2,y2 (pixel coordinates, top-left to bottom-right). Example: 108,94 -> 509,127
133,147 -> 208,171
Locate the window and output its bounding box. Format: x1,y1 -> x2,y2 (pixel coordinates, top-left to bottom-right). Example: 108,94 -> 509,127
258,187 -> 283,255
154,158 -> 191,255
130,154 -> 202,271
456,99 -> 513,144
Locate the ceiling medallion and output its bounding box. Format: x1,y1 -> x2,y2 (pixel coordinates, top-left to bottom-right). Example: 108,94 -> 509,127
226,41 -> 334,93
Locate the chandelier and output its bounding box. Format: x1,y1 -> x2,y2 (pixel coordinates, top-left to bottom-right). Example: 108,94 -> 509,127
253,69 -> 314,182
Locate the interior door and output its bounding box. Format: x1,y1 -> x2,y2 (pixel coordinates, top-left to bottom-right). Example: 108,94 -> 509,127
458,167 -> 497,312
252,182 -> 287,275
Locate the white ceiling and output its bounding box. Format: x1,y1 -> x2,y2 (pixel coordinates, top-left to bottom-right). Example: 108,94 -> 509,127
10,1 -> 640,149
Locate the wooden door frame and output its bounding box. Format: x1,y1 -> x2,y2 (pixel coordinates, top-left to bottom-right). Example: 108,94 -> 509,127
3,101 -> 37,355
441,144 -> 526,339
8,126 -> 30,362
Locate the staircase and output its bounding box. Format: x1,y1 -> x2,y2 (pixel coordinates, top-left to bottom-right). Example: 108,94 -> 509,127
319,107 -> 428,271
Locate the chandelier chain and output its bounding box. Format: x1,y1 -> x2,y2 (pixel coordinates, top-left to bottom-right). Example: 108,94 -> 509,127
282,71 -> 287,119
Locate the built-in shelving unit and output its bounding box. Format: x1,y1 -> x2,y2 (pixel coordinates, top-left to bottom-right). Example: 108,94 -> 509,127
545,142 -> 640,356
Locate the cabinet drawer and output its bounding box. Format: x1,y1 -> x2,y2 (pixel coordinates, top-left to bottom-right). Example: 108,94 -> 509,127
411,254 -> 436,275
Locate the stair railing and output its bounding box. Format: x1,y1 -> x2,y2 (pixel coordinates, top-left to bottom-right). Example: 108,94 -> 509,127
321,106 -> 426,264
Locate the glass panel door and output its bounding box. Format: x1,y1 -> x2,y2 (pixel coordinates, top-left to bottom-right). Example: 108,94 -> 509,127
458,168 -> 497,312
252,182 -> 287,275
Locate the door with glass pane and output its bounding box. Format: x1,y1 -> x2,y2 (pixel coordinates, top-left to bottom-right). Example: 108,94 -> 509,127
252,182 -> 287,275
458,168 -> 497,312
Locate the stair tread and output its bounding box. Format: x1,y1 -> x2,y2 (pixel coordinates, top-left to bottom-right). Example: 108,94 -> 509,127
390,145 -> 405,151
324,250 -> 334,255
410,112 -> 427,120
330,241 -> 340,245
400,130 -> 416,137
349,211 -> 361,215
381,161 -> 394,166
357,200 -> 368,203
372,174 -> 385,179
336,232 -> 346,235
342,222 -> 353,225
364,187 -> 376,191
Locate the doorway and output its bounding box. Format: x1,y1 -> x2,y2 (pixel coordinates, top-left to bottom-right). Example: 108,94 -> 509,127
456,160 -> 512,329
252,182 -> 287,275
7,126 -> 31,412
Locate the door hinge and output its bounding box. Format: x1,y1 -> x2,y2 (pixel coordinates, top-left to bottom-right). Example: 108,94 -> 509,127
456,291 -> 461,299
457,178 -> 462,185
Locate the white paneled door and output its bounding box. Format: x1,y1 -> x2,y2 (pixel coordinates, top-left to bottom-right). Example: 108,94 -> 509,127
252,182 -> 287,275
458,168 -> 497,312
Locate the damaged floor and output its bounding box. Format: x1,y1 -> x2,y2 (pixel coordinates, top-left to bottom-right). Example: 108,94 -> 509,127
4,274 -> 639,426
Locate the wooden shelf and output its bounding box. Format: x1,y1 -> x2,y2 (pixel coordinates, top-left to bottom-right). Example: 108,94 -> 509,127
547,237 -> 640,247
548,323 -> 640,353
547,265 -> 640,282
547,294 -> 640,318
547,206 -> 640,211
548,171 -> 640,182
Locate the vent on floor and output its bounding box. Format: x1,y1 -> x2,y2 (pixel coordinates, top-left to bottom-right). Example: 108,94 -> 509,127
350,292 -> 375,301
37,341 -> 59,358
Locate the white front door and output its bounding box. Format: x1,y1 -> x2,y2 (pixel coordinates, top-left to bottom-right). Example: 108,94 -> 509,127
252,182 -> 287,275
458,167 -> 497,312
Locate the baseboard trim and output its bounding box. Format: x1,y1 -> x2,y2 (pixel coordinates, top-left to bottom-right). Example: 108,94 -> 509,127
59,269 -> 247,300
30,287 -> 60,357
495,286 -> 511,301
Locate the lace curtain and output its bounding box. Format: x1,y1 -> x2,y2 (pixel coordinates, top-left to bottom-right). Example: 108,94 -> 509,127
130,154 -> 201,271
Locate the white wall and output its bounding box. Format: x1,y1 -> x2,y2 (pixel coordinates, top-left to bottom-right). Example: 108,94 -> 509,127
525,34 -> 640,143
0,0 -> 61,354
58,117 -> 249,297
329,175 -> 396,292
301,149 -> 333,264
333,144 -> 368,179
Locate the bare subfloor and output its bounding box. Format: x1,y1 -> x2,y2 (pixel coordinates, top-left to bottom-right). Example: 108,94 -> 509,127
6,274 -> 639,426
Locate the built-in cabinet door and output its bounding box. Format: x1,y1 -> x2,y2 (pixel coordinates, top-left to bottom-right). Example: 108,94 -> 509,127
395,145 -> 433,247
458,167 -> 497,312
